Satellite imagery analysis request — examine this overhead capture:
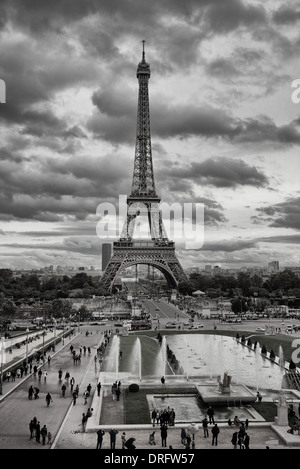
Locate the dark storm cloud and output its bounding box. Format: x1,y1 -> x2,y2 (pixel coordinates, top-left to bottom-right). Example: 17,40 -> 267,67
206,58 -> 239,78
90,86 -> 300,144
204,0 -> 266,33
273,6 -> 300,25
255,197 -> 300,230
160,157 -> 268,189
201,238 -> 258,252
1,236 -> 101,256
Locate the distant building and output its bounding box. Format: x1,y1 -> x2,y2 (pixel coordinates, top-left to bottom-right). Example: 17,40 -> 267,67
102,243 -> 112,271
268,261 -> 279,272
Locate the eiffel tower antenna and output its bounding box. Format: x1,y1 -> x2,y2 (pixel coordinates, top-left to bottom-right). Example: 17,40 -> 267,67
99,43 -> 190,292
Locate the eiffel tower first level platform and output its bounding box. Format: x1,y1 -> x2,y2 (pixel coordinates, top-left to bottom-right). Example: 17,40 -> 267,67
99,41 -> 190,292
99,240 -> 188,292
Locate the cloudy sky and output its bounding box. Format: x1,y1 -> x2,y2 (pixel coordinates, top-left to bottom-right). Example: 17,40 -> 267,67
0,0 -> 300,272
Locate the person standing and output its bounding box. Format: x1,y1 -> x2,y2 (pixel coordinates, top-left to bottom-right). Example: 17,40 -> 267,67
109,429 -> 118,449
97,381 -> 102,396
29,420 -> 35,440
81,413 -> 87,432
35,421 -> 41,443
180,428 -> 187,446
121,432 -> 127,449
96,429 -> 105,449
28,385 -> 34,400
47,431 -> 52,444
161,376 -> 166,388
41,425 -> 48,445
161,423 -> 168,447
207,406 -> 215,424
83,389 -> 89,404
211,423 -> 220,446
231,431 -> 238,449
202,415 -> 209,437
45,392 -> 52,407
152,409 -> 157,427
244,432 -> 250,449
70,376 -> 75,390
116,387 -> 121,401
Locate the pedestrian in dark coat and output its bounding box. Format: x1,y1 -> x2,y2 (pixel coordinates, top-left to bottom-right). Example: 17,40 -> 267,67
35,421 -> 41,442
231,431 -> 238,449
97,382 -> 101,396
207,406 -> 215,424
244,433 -> 250,449
41,425 -> 48,445
109,429 -> 118,449
28,385 -> 34,400
161,423 -> 168,447
29,420 -> 35,440
96,429 -> 105,449
211,423 -> 220,446
45,392 -> 52,407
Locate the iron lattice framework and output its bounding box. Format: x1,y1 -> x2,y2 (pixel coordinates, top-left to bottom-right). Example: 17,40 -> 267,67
99,42 -> 190,292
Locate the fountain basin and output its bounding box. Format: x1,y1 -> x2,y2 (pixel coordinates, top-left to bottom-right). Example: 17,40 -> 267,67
196,383 -> 257,405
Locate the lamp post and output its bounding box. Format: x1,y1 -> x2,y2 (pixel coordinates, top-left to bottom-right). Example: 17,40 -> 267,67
62,321 -> 65,345
188,423 -> 199,449
42,324 -> 45,357
25,328 -> 29,367
53,319 -> 57,352
0,336 -> 5,395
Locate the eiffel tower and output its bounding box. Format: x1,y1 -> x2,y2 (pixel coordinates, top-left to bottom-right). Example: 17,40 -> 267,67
99,41 -> 190,292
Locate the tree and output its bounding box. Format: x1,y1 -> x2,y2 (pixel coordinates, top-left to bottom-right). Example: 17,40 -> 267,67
1,300 -> 17,318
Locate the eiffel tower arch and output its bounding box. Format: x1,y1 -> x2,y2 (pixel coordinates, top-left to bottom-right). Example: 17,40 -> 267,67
99,42 -> 190,293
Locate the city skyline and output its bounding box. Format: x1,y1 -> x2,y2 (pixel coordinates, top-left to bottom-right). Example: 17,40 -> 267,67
0,0 -> 300,271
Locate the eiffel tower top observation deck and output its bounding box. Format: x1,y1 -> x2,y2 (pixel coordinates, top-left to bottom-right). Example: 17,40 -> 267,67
129,40 -> 158,202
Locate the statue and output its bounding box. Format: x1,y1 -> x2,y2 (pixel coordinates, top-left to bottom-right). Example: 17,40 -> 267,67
217,372 -> 232,394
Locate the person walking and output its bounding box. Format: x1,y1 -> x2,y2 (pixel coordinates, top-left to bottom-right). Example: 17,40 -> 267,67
45,392 -> 53,407
61,383 -> 66,397
34,387 -> 40,399
116,387 -> 121,401
109,429 -> 118,449
231,430 -> 238,449
41,425 -> 48,445
121,431 -> 127,449
180,428 -> 187,446
29,420 -> 35,440
244,432 -> 250,449
96,429 -> 105,449
47,431 -> 52,444
72,391 -> 77,405
43,370 -> 47,382
97,381 -> 102,396
202,415 -> 209,437
152,409 -> 157,427
35,421 -> 41,443
149,431 -> 156,445
81,413 -> 88,432
161,423 -> 168,447
161,376 -> 166,388
28,385 -> 34,400
207,406 -> 215,424
83,389 -> 89,404
70,376 -> 75,389
211,423 -> 220,446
